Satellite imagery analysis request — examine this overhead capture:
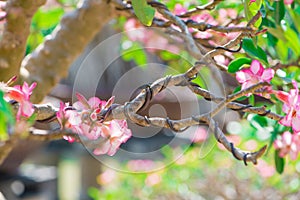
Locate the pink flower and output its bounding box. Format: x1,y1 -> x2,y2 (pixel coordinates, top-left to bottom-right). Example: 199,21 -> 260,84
284,0 -> 293,4
274,131 -> 299,160
127,159 -> 155,172
191,12 -> 217,25
57,93 -> 132,156
236,60 -> 274,95
173,4 -> 187,15
124,18 -> 180,54
7,81 -> 37,120
56,102 -> 81,142
255,160 -> 275,178
124,18 -> 148,42
93,120 -> 132,156
71,93 -> 115,139
97,169 -> 117,185
145,173 -> 161,187
191,126 -> 208,143
274,81 -> 300,132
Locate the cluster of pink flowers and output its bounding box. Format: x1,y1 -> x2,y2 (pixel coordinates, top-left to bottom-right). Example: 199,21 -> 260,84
273,81 -> 300,160
1,76 -> 131,156
124,18 -> 180,54
57,93 -> 132,156
274,131 -> 300,160
235,60 -> 300,160
1,76 -> 36,120
274,81 -> 300,132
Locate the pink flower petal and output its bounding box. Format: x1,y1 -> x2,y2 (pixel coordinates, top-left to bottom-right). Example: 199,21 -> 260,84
292,117 -> 300,132
75,92 -> 90,109
282,131 -> 292,145
93,140 -> 110,155
284,0 -> 293,5
241,81 -> 254,91
279,116 -> 292,127
104,96 -> 115,109
273,140 -> 283,149
73,101 -> 85,110
29,82 -> 37,91
250,60 -> 264,76
274,91 -> 290,105
107,139 -> 122,156
236,69 -> 252,83
173,4 -> 187,15
290,151 -> 298,160
21,100 -> 34,117
261,68 -> 274,82
88,97 -> 101,109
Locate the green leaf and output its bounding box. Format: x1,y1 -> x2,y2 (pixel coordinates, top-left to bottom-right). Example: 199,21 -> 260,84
242,38 -> 268,65
26,32 -> 44,54
88,187 -> 101,200
285,27 -> 300,57
32,8 -> 64,29
272,0 -> 285,25
0,91 -> 15,140
287,7 -> 300,33
0,113 -> 8,140
274,150 -> 285,174
228,57 -> 252,73
160,51 -> 181,61
266,26 -> 287,42
121,42 -> 147,67
248,94 -> 255,106
131,0 -> 155,26
275,39 -> 288,62
245,0 -> 262,27
251,114 -> 268,127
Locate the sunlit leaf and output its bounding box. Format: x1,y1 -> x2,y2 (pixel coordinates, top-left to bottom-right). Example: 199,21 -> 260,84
32,8 -> 64,29
285,28 -> 300,57
245,0 -> 262,27
228,57 -> 252,73
131,0 -> 155,26
0,91 -> 15,140
121,42 -> 148,67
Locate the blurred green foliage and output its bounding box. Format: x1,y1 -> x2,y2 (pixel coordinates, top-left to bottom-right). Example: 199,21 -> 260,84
88,140 -> 300,199
26,0 -> 80,54
0,91 -> 14,140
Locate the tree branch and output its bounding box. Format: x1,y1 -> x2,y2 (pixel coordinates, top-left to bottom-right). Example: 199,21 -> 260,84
176,0 -> 223,18
0,0 -> 46,81
20,0 -> 116,103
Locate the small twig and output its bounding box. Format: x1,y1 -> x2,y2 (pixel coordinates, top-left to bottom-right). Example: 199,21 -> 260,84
27,128 -> 78,141
177,0 -> 223,18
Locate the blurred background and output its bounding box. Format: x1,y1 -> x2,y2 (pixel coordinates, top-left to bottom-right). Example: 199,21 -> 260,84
1,0 -> 300,199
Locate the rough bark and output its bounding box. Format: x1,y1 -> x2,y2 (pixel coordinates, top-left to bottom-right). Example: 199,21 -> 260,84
21,0 -> 116,103
0,0 -> 46,81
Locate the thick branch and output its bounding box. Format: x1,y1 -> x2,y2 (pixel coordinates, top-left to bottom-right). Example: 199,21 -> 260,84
0,0 -> 46,81
20,0 -> 116,103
